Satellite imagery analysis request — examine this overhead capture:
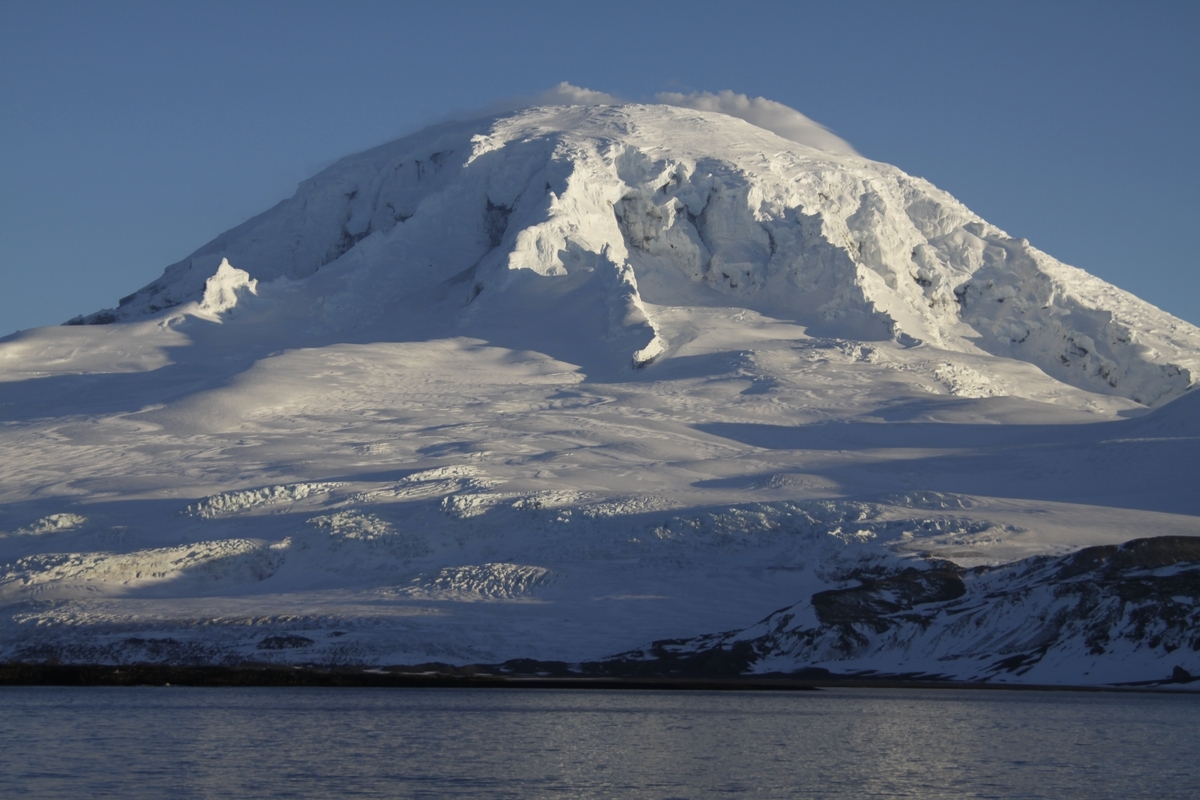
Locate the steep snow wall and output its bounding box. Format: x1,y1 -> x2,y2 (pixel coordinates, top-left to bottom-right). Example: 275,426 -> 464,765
74,104 -> 1200,405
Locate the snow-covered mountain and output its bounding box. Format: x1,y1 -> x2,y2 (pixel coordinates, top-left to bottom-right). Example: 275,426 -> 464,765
76,102 -> 1198,405
3,100 -> 1198,685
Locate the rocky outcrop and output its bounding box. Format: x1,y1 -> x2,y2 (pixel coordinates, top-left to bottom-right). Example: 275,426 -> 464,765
599,537 -> 1200,685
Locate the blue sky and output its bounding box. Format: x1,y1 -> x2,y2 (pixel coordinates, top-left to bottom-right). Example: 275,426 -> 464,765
2,0 -> 1198,333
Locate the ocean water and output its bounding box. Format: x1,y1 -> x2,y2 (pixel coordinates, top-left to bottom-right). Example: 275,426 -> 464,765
0,686 -> 1195,798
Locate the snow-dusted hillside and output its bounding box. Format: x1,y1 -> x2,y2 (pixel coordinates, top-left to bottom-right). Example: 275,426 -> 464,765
2,100 -> 1198,685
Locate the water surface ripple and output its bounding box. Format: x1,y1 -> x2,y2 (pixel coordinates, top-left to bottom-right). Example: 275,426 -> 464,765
1,686 -> 1195,798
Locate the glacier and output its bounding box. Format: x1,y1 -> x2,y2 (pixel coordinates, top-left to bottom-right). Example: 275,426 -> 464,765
2,99 -> 1198,685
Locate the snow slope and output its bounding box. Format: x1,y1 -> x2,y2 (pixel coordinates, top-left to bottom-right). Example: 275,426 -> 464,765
1,101 -> 1198,684
78,103 -> 1199,405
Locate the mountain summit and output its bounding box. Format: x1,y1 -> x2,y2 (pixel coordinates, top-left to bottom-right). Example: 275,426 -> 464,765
4,100 -> 1199,685
80,102 -> 1197,405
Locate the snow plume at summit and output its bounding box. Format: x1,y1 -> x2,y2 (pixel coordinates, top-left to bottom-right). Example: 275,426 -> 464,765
655,89 -> 858,155
466,82 -> 857,155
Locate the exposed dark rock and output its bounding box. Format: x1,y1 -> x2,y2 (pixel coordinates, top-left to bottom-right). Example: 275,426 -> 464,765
484,199 -> 513,248
598,536 -> 1200,683
497,658 -> 574,677
585,640 -> 759,679
69,311 -> 118,325
256,635 -> 315,650
1056,536 -> 1200,579
811,564 -> 966,630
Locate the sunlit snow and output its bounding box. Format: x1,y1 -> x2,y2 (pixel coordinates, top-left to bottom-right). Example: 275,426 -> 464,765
1,99 -> 1197,684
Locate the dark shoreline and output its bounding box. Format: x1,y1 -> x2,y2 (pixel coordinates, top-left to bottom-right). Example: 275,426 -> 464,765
2,663 -> 1197,693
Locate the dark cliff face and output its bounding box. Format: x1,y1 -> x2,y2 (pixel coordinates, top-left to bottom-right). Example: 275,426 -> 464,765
591,536 -> 1200,684
810,564 -> 967,630
1055,536 -> 1200,578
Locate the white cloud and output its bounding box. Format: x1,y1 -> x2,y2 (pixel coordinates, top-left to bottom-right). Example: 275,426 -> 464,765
444,83 -> 856,156
655,90 -> 857,155
531,82 -> 623,106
